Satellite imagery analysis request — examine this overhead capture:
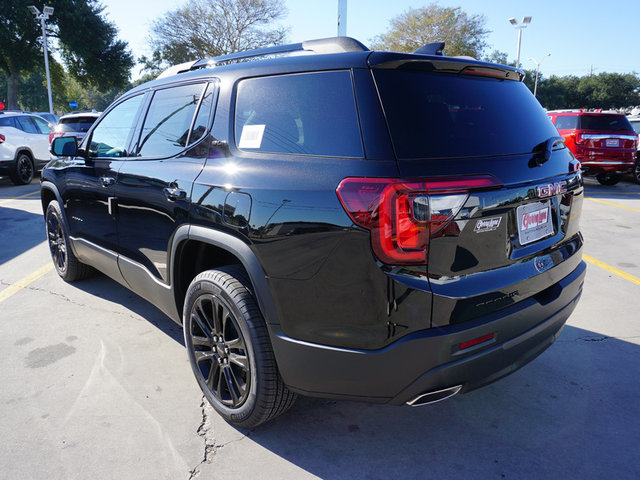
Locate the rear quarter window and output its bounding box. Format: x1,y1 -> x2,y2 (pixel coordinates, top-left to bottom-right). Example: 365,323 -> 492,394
234,70 -> 363,158
553,115 -> 579,130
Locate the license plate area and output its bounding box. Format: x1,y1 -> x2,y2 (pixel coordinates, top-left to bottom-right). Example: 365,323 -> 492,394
605,138 -> 619,147
517,201 -> 553,245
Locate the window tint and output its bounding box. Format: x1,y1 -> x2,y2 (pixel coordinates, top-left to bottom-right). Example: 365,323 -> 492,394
579,115 -> 634,132
32,116 -> 52,134
16,116 -> 39,134
59,117 -> 97,132
188,83 -> 216,145
89,94 -> 144,158
138,83 -> 206,157
373,69 -> 559,159
0,117 -> 16,127
554,115 -> 579,130
235,71 -> 363,157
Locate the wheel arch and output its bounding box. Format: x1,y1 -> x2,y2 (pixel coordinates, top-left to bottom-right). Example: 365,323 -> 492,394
172,225 -> 280,329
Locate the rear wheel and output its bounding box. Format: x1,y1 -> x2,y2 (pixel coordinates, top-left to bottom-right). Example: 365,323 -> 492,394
45,200 -> 92,282
183,266 -> 296,428
10,153 -> 34,185
596,173 -> 621,186
634,159 -> 640,184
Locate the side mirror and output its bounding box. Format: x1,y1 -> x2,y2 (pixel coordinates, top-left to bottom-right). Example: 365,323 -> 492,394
51,136 -> 78,157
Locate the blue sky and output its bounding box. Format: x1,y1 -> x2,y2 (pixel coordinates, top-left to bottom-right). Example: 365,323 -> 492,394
101,0 -> 640,79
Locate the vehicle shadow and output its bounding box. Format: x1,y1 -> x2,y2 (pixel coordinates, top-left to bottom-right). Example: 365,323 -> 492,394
583,175 -> 640,200
222,325 -> 640,479
72,272 -> 185,345
0,204 -> 46,266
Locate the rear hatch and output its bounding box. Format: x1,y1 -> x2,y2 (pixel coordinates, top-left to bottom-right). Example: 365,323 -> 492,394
369,53 -> 584,327
571,114 -> 636,159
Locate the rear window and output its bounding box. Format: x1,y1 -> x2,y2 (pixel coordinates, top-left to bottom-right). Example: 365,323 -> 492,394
58,117 -> 97,133
235,71 -> 363,158
373,69 -> 558,159
553,115 -> 579,130
578,115 -> 634,132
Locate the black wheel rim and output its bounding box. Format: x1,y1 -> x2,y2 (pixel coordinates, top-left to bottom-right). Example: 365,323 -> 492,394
17,156 -> 33,183
46,211 -> 67,271
188,294 -> 250,408
635,162 -> 640,182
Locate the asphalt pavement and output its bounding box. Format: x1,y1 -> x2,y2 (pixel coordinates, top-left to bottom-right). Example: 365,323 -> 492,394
0,174 -> 639,480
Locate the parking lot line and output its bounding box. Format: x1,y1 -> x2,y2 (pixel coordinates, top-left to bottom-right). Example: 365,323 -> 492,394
585,197 -> 640,213
0,263 -> 54,303
583,254 -> 640,287
0,190 -> 40,205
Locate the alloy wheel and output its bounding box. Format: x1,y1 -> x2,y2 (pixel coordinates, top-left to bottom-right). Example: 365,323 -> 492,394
16,156 -> 34,184
47,211 -> 67,272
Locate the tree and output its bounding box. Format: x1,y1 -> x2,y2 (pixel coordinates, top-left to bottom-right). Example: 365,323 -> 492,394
370,4 -> 489,58
0,0 -> 134,110
144,0 -> 288,74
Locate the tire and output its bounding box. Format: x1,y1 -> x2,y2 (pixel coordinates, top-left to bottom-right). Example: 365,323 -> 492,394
45,200 -> 93,282
634,159 -> 640,184
10,153 -> 34,185
596,173 -> 621,186
183,265 -> 296,428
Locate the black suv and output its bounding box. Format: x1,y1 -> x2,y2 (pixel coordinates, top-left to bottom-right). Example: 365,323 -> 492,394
43,37 -> 585,427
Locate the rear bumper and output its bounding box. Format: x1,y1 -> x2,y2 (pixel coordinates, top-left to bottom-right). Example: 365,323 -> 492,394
578,157 -> 635,175
271,260 -> 586,404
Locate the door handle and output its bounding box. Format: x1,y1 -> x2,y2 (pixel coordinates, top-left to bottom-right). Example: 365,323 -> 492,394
163,186 -> 187,201
100,176 -> 115,187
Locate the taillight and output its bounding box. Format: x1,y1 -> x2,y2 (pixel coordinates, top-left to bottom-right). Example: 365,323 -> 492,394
574,133 -> 587,145
49,131 -> 63,143
0,134 -> 4,144
336,175 -> 502,265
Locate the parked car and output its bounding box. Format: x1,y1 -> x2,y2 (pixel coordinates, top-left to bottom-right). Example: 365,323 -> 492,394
49,111 -> 101,144
34,112 -> 60,125
548,109 -> 637,185
0,112 -> 52,184
44,37 -> 585,427
626,115 -> 640,183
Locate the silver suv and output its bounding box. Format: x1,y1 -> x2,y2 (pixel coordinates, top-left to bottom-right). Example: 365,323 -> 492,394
0,112 -> 53,184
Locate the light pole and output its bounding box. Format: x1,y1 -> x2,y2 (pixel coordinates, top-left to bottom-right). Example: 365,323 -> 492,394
508,16 -> 532,69
28,5 -> 55,114
528,54 -> 550,97
337,0 -> 347,36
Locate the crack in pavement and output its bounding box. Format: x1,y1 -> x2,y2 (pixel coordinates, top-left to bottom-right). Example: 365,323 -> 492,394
559,335 -> 640,343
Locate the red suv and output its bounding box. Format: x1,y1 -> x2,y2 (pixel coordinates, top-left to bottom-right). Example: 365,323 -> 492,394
548,110 -> 637,185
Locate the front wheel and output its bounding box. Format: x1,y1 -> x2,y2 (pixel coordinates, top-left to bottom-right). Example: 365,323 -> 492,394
596,173 -> 621,186
10,153 -> 34,185
183,266 -> 296,428
45,201 -> 92,282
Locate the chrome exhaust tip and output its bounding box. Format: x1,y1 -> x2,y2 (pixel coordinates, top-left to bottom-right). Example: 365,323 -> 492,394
406,385 -> 463,407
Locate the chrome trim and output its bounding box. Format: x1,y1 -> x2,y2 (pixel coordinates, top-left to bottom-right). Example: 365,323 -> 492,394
406,385 -> 462,406
580,134 -> 636,141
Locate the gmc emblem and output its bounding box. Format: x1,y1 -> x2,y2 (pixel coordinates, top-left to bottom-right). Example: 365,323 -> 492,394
537,181 -> 566,198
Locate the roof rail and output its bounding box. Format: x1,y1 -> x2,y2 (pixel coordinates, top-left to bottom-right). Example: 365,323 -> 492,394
158,37 -> 369,78
413,42 -> 445,56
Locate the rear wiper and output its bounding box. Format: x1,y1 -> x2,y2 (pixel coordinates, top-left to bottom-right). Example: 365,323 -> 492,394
531,136 -> 565,167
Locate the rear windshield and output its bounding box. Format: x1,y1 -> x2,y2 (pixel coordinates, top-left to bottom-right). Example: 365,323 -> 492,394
373,69 -> 558,159
58,117 -> 97,132
578,115 -> 634,132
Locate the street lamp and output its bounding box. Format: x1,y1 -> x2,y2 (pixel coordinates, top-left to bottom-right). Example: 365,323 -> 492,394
528,54 -> 550,97
28,5 -> 55,114
508,16 -> 532,69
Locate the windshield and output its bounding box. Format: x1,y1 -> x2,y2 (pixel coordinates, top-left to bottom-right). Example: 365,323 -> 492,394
579,115 -> 634,132
373,69 -> 558,159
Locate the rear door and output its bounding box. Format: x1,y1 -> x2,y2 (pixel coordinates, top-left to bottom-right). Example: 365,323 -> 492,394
15,116 -> 49,161
115,80 -> 217,305
372,64 -> 583,326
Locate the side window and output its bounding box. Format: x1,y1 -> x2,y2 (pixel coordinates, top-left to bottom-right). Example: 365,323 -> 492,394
89,94 -> 144,158
188,82 -> 216,146
32,117 -> 52,134
0,117 -> 15,127
554,116 -> 578,130
234,71 -> 363,158
16,116 -> 39,134
137,83 -> 206,158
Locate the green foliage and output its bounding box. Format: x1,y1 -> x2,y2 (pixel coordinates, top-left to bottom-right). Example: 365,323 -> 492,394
0,0 -> 134,109
370,3 -> 489,58
144,0 -> 288,73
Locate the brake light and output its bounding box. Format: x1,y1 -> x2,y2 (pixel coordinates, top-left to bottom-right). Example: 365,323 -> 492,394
336,175 -> 502,265
49,131 -> 63,143
0,134 -> 4,144
574,133 -> 587,145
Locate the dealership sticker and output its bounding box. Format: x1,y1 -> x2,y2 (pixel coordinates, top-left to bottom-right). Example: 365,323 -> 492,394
238,124 -> 265,149
474,217 -> 502,233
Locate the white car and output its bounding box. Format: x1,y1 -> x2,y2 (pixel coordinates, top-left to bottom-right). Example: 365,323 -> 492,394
0,112 -> 53,184
627,115 -> 640,183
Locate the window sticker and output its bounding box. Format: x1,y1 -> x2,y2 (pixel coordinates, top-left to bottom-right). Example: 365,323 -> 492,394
238,124 -> 265,149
